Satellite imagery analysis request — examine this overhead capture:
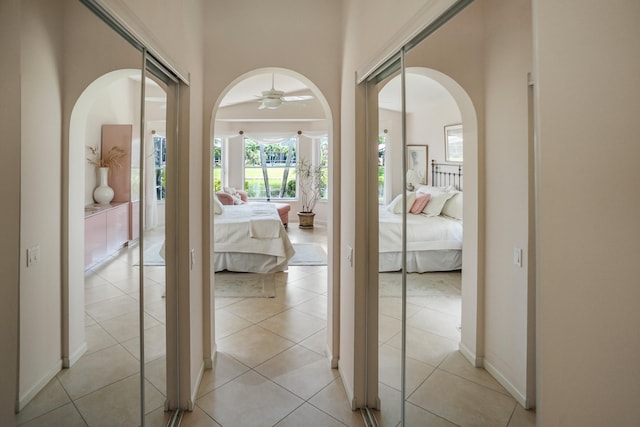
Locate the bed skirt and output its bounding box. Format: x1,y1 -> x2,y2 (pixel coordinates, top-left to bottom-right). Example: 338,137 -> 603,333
215,251 -> 289,273
379,249 -> 462,273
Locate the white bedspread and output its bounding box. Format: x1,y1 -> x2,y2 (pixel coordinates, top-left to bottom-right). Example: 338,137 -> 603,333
378,207 -> 462,253
214,203 -> 294,266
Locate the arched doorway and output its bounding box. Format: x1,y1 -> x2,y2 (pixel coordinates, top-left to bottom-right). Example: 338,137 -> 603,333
200,68 -> 340,407
365,62 -> 481,426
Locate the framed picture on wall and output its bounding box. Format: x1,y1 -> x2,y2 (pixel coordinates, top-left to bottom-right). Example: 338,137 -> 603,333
406,145 -> 428,190
444,124 -> 463,163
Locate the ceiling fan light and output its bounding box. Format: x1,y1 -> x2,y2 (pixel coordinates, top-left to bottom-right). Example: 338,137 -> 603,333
262,98 -> 283,109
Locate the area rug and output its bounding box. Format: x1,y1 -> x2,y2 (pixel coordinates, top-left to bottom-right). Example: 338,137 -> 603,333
133,241 -> 165,266
130,240 -> 166,266
215,272 -> 276,298
289,243 -> 327,266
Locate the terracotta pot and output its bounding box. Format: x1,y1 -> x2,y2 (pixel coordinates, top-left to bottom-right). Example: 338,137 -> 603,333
297,212 -> 316,229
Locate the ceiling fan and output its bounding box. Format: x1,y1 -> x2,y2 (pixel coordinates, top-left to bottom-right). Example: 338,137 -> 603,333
256,74 -> 314,110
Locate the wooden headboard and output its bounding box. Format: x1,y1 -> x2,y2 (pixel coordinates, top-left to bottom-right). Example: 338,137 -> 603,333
431,160 -> 463,191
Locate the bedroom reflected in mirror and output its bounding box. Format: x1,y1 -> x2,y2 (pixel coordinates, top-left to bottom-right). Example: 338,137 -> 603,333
406,144 -> 428,190
444,123 -> 463,163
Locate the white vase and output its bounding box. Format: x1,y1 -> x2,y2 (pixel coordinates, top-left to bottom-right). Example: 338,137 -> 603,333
93,167 -> 114,204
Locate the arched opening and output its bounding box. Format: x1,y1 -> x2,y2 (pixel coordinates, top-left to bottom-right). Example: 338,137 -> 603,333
64,67 -> 174,419
367,64 -> 481,425
203,67 -> 338,385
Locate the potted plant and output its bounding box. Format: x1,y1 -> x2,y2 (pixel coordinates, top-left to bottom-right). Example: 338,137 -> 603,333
295,157 -> 326,229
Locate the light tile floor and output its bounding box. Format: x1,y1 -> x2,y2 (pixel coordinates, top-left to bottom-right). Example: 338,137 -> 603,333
17,228 -> 169,427
376,270 -> 536,427
18,222 -> 535,426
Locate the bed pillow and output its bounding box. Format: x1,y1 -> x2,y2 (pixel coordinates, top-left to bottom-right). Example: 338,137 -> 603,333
441,191 -> 463,220
410,193 -> 431,214
386,192 -> 416,214
221,187 -> 246,205
213,196 -> 224,214
421,190 -> 455,216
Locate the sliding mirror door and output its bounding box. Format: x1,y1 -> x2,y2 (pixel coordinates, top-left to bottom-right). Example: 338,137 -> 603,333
365,57 -> 406,426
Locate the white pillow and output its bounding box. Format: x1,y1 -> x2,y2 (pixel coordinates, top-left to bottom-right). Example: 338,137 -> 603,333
422,190 -> 455,216
213,196 -> 224,215
386,192 -> 416,214
441,191 -> 463,220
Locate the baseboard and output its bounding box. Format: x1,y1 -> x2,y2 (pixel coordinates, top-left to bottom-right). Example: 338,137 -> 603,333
63,342 -> 88,368
458,342 -> 483,367
17,360 -> 62,412
326,343 -> 338,369
483,359 -> 527,408
189,360 -> 206,411
337,362 -> 357,410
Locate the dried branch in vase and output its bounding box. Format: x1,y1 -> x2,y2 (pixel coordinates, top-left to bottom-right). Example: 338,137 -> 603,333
86,145 -> 126,169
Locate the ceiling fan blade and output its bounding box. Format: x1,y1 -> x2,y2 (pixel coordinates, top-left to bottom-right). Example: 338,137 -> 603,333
282,95 -> 314,102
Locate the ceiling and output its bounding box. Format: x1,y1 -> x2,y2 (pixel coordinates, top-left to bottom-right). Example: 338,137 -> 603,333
214,71 -> 455,127
378,72 -> 453,113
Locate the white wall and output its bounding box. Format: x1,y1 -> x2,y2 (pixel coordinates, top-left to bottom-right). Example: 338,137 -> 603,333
18,0 -> 64,409
0,0 -> 22,422
407,99 -> 461,169
482,0 -> 533,404
535,0 -> 640,424
83,77 -> 140,205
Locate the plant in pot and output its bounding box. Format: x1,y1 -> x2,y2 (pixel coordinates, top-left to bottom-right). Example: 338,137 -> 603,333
295,157 -> 326,229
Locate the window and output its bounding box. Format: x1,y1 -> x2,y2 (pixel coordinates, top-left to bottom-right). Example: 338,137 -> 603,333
153,135 -> 166,201
243,137 -> 297,200
378,134 -> 386,203
319,137 -> 329,200
213,137 -> 223,192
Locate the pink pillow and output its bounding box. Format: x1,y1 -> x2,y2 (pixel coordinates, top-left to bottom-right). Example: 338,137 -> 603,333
410,193 -> 431,214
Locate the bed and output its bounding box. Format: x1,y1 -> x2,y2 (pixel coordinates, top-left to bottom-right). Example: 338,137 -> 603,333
214,202 -> 295,273
379,162 -> 463,273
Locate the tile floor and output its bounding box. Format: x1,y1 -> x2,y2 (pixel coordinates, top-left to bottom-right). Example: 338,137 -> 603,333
17,227 -> 169,427
375,271 -> 536,427
17,222 -> 535,427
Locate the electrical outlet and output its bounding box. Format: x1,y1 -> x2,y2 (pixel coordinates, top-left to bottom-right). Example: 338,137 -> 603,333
27,245 -> 40,267
513,247 -> 522,267
347,245 -> 353,267
190,249 -> 195,270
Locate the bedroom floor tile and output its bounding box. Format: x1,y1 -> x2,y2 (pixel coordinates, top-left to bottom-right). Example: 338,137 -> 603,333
309,378 -> 366,427
215,308 -> 254,338
292,294 -> 327,320
255,344 -> 338,400
275,403 -> 347,426
407,306 -> 461,341
174,406 -> 221,427
56,345 -> 140,400
224,297 -> 289,323
408,370 -> 516,427
18,403 -> 87,427
16,378 -> 71,425
259,308 -> 326,343
216,325 -> 295,368
196,370 -> 303,427
439,351 -> 509,396
379,344 -> 435,395
74,375 -> 164,427
298,328 -> 328,356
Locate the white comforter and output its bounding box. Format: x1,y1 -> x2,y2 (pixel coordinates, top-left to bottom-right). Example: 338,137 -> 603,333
214,203 -> 295,267
378,207 -> 462,253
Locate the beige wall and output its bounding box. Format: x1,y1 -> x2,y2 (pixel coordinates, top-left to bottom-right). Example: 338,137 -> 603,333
0,0 -> 21,422
19,0 -> 64,409
482,0 -> 533,403
535,0 -> 640,424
